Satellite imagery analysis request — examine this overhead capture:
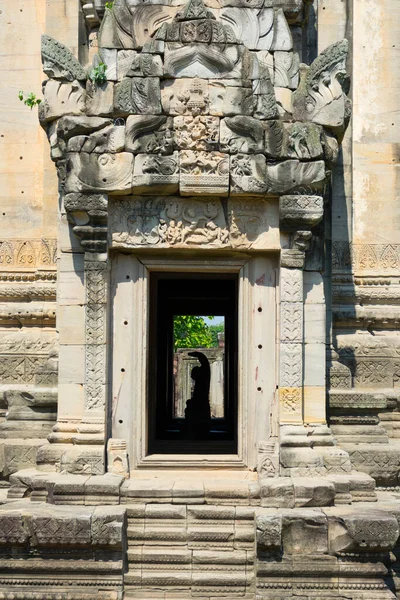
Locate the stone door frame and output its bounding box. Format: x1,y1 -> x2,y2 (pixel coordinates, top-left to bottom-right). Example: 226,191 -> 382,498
110,252 -> 278,472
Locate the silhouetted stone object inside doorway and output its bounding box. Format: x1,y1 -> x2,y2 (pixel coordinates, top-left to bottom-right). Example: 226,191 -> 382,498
184,351 -> 211,439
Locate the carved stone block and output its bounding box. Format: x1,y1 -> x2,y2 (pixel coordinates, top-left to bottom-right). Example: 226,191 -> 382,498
114,77 -> 162,115
274,50 -> 299,89
60,446 -> 105,475
86,80 -> 114,116
229,153 -> 267,195
209,82 -> 255,116
0,439 -> 47,477
274,86 -> 293,119
280,267 -> 303,302
41,35 -> 87,82
40,80 -> 86,122
67,124 -> 126,153
173,115 -> 219,151
65,152 -> 133,194
31,510 -> 91,546
91,505 -> 126,548
125,115 -> 174,154
164,43 -> 242,79
118,50 -> 163,78
220,8 -> 292,51
111,197 -> 227,249
117,49 -> 137,79
266,160 -> 326,194
227,197 -> 276,248
99,48 -> 118,80
107,439 -> 130,478
265,121 -> 323,159
220,116 -> 264,153
110,195 -> 275,250
0,512 -> 29,545
161,78 -> 210,116
132,152 -> 179,194
280,343 -> 302,387
260,478 -> 295,508
279,195 -> 324,228
251,50 -> 274,81
257,441 -> 279,479
293,40 -> 349,130
257,513 -> 282,550
282,508 -> 328,553
179,150 -> 229,195
280,302 -> 303,342
327,509 -> 399,553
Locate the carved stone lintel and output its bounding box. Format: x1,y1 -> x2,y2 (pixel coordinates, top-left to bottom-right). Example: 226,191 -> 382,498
110,195 -> 276,250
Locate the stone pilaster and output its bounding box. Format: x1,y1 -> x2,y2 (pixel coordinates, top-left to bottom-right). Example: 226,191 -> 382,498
279,263 -> 304,424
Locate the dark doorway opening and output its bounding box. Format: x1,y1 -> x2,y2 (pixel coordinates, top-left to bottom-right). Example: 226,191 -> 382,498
148,272 -> 238,455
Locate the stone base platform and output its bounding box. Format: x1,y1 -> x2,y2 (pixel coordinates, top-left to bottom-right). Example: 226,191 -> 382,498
0,472 -> 399,598
7,469 -> 378,507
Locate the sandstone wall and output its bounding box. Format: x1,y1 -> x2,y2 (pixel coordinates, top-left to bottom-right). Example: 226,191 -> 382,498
0,0 -> 81,472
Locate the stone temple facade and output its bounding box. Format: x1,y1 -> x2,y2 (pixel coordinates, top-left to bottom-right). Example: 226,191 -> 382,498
0,0 -> 400,598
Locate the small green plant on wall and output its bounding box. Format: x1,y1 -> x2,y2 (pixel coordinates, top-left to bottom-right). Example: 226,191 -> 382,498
89,62 -> 107,85
105,2 -> 114,9
18,91 -> 42,110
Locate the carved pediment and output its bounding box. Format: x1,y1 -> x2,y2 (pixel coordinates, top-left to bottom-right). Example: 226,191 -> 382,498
40,0 -> 351,253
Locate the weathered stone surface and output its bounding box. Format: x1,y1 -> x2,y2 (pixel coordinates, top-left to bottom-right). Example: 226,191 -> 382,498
282,508 -> 328,554
229,153 -> 267,195
107,439 -> 129,479
220,7 -> 292,51
86,80 -> 114,116
125,115 -> 174,154
1,388 -> 57,439
114,77 -> 162,115
65,152 -> 133,194
91,505 -> 126,547
110,195 -> 277,250
256,511 -> 282,551
209,82 -> 256,115
67,123 -> 125,153
40,80 -> 86,122
132,151 -> 179,193
163,43 -> 243,79
179,150 -> 229,195
220,116 -> 264,153
292,478 -> 335,507
279,195 -> 324,228
265,121 -> 323,159
260,478 -> 295,508
161,78 -> 210,116
266,160 -> 325,194
0,439 -> 48,477
293,40 -> 350,130
41,35 -> 87,81
122,51 -> 163,77
173,115 -> 219,151
274,50 -> 299,89
325,508 -> 400,553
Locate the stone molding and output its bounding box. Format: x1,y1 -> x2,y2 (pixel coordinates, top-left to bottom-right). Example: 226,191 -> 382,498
332,242 -> 400,274
0,239 -> 57,270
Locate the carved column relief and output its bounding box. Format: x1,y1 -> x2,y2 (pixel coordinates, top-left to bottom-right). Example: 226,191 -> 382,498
279,265 -> 303,423
83,258 -> 108,422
